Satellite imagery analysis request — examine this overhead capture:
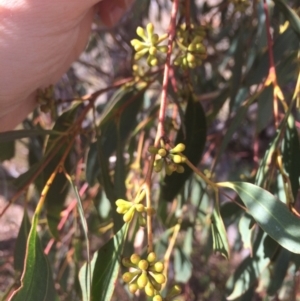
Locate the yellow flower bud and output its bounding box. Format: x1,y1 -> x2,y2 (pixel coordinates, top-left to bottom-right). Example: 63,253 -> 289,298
136,26 -> 147,40
130,253 -> 141,265
137,272 -> 148,289
153,262 -> 164,273
158,148 -> 167,157
122,272 -> 137,283
153,295 -> 163,301
146,23 -> 154,37
147,252 -> 156,263
150,272 -> 166,284
129,282 -> 139,294
176,165 -> 185,173
145,281 -> 155,297
123,206 -> 135,223
170,143 -> 186,153
138,259 -> 149,270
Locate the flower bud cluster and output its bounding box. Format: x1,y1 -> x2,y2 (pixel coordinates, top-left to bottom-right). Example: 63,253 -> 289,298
122,252 -> 166,297
131,23 -> 168,66
36,85 -> 55,113
115,190 -> 153,225
148,143 -> 186,176
174,23 -> 207,69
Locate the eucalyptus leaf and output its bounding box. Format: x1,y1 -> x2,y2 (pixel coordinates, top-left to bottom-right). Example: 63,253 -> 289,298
219,182 -> 300,254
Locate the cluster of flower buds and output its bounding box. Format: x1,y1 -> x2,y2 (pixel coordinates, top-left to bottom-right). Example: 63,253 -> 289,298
131,23 -> 168,66
122,252 -> 166,297
115,190 -> 154,225
36,85 -> 55,113
148,142 -> 186,175
174,23 -> 206,69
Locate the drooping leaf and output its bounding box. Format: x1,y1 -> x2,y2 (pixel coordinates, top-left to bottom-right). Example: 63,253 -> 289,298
162,94 -> 207,202
86,85 -> 146,187
79,223 -> 128,301
238,213 -> 255,253
9,213 -> 57,301
219,182 -> 300,254
281,115 -> 300,199
40,105 -> 80,239
274,0 -> 300,39
0,140 -> 15,161
267,248 -> 291,295
0,129 -> 61,143
211,207 -> 230,259
14,210 -> 31,273
226,230 -> 279,300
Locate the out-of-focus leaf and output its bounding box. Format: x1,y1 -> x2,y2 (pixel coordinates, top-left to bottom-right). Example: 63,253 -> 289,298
219,182 -> 300,254
174,246 -> 192,283
86,85 -> 146,187
274,0 -> 300,39
68,177 -> 90,300
226,230 -> 278,300
9,213 -> 57,301
211,207 -> 230,259
14,210 -> 31,273
0,141 -> 15,161
256,86 -> 273,133
0,129 -> 61,143
238,213 -> 255,253
41,105 -> 80,239
162,95 -> 207,202
267,248 -> 291,295
79,224 -> 128,301
281,115 -> 300,199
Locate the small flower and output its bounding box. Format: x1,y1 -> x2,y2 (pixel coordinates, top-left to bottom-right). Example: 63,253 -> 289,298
131,23 -> 168,66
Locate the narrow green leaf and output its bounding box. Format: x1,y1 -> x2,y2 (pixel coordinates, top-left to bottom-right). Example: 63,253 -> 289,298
0,140 -> 15,161
219,182 -> 300,254
79,224 -> 128,301
9,214 -> 57,301
281,115 -> 300,199
41,106 -> 80,238
267,248 -> 291,295
256,86 -> 273,133
174,246 -> 192,283
238,213 -> 255,252
14,210 -> 31,273
211,207 -> 230,259
0,129 -> 62,143
67,178 -> 91,301
226,230 -> 278,300
274,0 -> 300,39
162,94 -> 207,202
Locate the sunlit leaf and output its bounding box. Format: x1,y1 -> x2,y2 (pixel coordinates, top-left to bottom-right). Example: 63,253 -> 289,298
219,182 -> 300,254
79,223 -> 128,301
226,230 -> 278,300
211,207 -> 230,259
9,213 -> 57,301
238,213 -> 255,253
14,210 -> 31,273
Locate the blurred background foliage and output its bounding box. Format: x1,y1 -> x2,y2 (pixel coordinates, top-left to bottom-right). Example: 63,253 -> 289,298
1,0 -> 300,300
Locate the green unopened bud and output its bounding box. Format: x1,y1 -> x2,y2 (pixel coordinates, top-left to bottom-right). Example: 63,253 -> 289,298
137,272 -> 148,289
150,272 -> 166,284
188,43 -> 196,52
148,55 -> 158,66
123,206 -> 135,223
176,165 -> 185,173
158,148 -> 167,157
158,45 -> 168,53
148,146 -> 158,154
187,53 -> 196,63
151,34 -> 159,44
129,282 -> 139,294
153,262 -> 164,273
138,259 -> 149,270
167,284 -> 182,298
136,26 -> 147,40
147,252 -> 157,263
130,253 -> 141,265
135,204 -> 145,212
170,143 -> 186,153
153,295 -> 163,301
154,158 -> 163,172
146,23 -> 154,37
188,61 -> 197,68
122,272 -> 137,283
149,46 -> 157,55
145,281 -> 155,297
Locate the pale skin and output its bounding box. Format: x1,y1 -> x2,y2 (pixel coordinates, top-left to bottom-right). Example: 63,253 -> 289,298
0,0 -> 133,132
